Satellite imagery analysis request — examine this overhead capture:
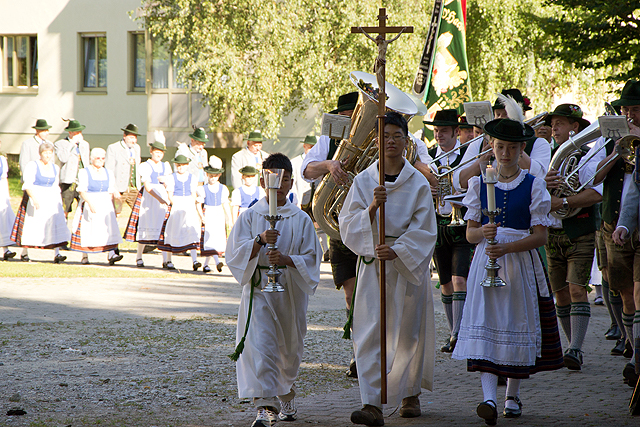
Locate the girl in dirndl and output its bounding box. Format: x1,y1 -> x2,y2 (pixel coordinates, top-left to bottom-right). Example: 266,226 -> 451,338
11,142 -> 70,263
197,159 -> 230,273
0,140 -> 16,260
124,140 -> 171,268
452,115 -> 564,425
70,147 -> 123,265
158,154 -> 203,271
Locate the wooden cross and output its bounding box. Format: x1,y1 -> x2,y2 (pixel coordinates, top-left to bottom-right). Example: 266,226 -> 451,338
351,8 -> 413,406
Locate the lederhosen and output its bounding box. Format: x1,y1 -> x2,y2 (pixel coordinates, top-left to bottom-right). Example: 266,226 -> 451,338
601,138 -> 639,291
545,145 -> 598,292
429,144 -> 474,285
327,138 -> 358,287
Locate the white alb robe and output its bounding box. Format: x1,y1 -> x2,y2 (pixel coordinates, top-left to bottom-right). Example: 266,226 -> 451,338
339,160 -> 437,408
226,197 -> 321,398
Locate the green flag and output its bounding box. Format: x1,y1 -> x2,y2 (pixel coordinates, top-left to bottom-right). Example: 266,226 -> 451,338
419,0 -> 471,145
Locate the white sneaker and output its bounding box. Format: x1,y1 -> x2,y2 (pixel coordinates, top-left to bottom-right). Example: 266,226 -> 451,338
251,406 -> 278,427
278,398 -> 297,421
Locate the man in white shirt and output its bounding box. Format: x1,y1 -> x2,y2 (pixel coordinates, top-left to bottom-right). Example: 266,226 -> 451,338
20,119 -> 52,182
424,109 -> 474,354
230,131 -> 269,189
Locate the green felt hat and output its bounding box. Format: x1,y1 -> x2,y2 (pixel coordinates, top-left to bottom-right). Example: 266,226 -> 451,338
484,118 -> 535,142
64,119 -> 86,132
32,119 -> 52,130
423,109 -> 460,127
493,88 -> 532,112
204,165 -> 224,174
301,135 -> 317,145
330,92 -> 359,114
171,154 -> 191,164
611,80 -> 640,107
239,165 -> 260,176
247,131 -> 263,142
149,141 -> 166,152
543,104 -> 590,130
189,127 -> 208,142
121,123 -> 141,136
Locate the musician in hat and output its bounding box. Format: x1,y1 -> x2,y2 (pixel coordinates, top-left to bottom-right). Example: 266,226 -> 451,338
302,91 -> 360,377
55,119 -> 91,218
453,114 -> 563,424
230,130 -> 269,189
176,126 -> 211,185
599,79 -> 640,387
105,123 -> 142,212
458,116 -> 475,144
424,108 -> 475,354
543,103 -> 602,371
20,119 -> 53,182
454,89 -> 552,193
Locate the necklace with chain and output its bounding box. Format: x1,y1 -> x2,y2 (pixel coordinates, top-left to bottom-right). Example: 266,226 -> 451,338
500,167 -> 520,180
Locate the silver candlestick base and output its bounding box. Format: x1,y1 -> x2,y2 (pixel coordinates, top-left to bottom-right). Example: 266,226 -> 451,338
481,208 -> 506,288
262,214 -> 285,293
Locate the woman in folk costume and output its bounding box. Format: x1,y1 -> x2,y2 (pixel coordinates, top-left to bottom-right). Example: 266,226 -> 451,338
339,112 -> 437,426
157,154 -> 204,271
197,156 -> 230,273
0,139 -> 17,260
124,140 -> 171,268
11,142 -> 70,263
70,147 -> 123,265
231,166 -> 266,223
452,96 -> 564,425
226,153 -> 321,427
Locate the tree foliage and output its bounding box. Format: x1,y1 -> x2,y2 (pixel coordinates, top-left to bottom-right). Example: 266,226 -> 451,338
532,1 -> 640,83
143,0 -> 431,137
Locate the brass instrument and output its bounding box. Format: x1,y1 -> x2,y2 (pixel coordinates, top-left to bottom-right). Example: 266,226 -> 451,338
312,71 -> 419,241
526,112 -> 549,130
443,193 -> 466,226
548,105 -> 631,219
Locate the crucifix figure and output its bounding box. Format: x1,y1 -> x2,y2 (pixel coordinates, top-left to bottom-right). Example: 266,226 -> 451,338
351,8 -> 413,407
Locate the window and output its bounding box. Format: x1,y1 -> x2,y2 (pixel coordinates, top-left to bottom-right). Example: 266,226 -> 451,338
81,33 -> 107,90
131,32 -> 145,91
1,35 -> 38,89
152,38 -> 185,90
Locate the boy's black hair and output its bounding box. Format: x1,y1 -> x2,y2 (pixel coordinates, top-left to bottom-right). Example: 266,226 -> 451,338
374,111 -> 408,136
262,152 -> 293,174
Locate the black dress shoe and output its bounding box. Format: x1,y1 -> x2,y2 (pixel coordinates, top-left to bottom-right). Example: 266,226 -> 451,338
564,348 -> 582,370
605,324 -> 622,340
21,254 -> 30,262
611,338 -> 626,355
477,400 -> 497,426
346,358 -> 358,378
203,265 -> 211,273
193,261 -> 202,271
440,336 -> 457,353
503,396 -> 522,418
53,254 -> 67,264
623,340 -> 633,358
108,254 -> 124,265
163,261 -> 176,270
3,250 -> 16,260
623,363 -> 638,388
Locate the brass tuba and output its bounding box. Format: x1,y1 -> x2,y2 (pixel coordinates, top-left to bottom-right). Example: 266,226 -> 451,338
312,71 -> 419,241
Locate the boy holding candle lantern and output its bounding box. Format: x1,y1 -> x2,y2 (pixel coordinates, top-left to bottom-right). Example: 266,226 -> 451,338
452,101 -> 564,425
226,153 -> 322,427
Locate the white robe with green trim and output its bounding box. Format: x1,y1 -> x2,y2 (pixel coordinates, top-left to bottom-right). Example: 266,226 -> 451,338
226,197 -> 321,398
339,160 -> 437,408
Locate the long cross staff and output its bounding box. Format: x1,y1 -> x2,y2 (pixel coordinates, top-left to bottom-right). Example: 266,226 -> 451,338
351,7 -> 413,405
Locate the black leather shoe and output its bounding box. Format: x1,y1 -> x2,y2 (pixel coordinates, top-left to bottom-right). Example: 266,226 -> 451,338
623,340 -> 633,358
476,400 -> 497,426
503,396 -> 522,418
3,250 -> 16,260
611,338 -> 626,355
193,261 -> 202,271
440,336 -> 457,353
346,358 -> 358,378
605,324 -> 622,340
53,254 -> 67,264
108,254 -> 123,265
21,254 -> 30,262
163,261 -> 176,270
623,363 -> 638,388
203,265 -> 211,273
564,348 -> 582,370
